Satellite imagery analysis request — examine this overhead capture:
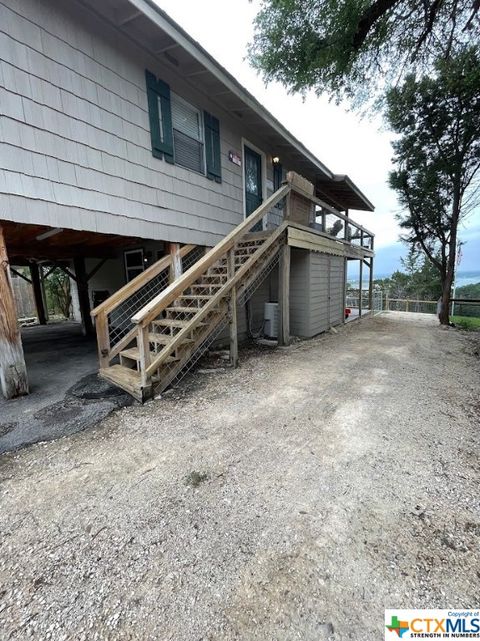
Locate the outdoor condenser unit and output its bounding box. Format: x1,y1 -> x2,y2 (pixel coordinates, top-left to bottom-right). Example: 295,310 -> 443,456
264,302 -> 279,338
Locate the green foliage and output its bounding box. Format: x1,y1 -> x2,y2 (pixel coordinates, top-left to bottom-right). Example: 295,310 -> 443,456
249,0 -> 478,103
453,281 -> 480,318
374,251 -> 442,300
451,315 -> 480,330
386,46 -> 480,323
43,268 -> 71,319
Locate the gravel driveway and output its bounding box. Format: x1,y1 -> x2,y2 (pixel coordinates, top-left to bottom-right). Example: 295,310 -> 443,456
1,312 -> 479,640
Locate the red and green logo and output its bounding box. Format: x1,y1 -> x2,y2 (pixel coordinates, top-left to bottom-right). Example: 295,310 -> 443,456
386,615 -> 410,638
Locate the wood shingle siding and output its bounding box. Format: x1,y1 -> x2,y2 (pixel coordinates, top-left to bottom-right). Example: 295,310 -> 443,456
0,0 -> 279,246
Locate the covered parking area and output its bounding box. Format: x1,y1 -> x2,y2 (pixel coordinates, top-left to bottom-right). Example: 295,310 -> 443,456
0,220 -> 155,401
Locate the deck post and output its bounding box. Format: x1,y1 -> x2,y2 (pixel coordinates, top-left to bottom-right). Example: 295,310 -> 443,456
30,262 -> 47,325
278,241 -> 290,346
358,260 -> 363,319
169,243 -> 182,283
227,248 -> 238,368
73,257 -> 94,336
368,257 -> 374,314
0,224 -> 29,399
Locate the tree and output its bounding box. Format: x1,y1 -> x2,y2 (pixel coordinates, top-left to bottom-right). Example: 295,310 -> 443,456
43,268 -> 72,319
386,47 -> 480,324
249,0 -> 479,103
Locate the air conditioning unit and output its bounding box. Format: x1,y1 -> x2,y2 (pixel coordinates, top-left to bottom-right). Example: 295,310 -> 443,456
264,302 -> 279,338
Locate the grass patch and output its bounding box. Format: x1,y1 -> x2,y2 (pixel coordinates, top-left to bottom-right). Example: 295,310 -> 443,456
185,471 -> 209,487
451,316 -> 480,331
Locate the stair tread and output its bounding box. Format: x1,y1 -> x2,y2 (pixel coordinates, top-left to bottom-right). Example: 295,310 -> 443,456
100,364 -> 141,388
120,347 -> 178,363
148,333 -> 193,345
165,306 -> 199,313
153,318 -> 205,327
180,294 -> 212,299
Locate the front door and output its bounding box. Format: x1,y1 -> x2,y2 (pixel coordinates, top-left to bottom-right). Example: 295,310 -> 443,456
244,145 -> 263,231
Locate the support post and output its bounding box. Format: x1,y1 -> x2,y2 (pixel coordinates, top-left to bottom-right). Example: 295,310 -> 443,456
30,262 -> 47,325
73,257 -> 94,336
0,224 -> 29,398
278,242 -> 290,346
368,256 -> 374,314
358,257 -> 363,318
168,243 -> 182,283
227,249 -> 238,368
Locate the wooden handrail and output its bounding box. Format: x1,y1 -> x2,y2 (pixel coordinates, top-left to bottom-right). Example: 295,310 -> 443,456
90,244 -> 196,317
144,221 -> 288,377
131,183 -> 291,327
290,184 -> 375,239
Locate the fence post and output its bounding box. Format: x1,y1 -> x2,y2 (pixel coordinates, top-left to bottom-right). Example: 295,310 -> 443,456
95,311 -> 110,369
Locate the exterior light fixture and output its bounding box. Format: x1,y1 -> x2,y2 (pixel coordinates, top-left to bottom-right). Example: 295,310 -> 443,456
272,156 -> 280,164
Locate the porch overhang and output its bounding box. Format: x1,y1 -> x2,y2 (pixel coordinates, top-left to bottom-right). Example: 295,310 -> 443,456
1,220 -> 144,265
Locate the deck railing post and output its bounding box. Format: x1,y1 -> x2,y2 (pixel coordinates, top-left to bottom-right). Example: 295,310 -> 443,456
95,311 -> 111,370
138,324 -> 151,389
227,248 -> 238,368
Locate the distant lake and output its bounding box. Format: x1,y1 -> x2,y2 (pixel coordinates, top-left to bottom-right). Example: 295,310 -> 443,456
348,270 -> 480,289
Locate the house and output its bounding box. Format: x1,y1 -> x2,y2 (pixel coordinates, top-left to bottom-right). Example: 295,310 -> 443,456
0,0 -> 375,401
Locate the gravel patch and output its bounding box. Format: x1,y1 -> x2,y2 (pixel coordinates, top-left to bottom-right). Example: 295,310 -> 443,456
0,313 -> 478,640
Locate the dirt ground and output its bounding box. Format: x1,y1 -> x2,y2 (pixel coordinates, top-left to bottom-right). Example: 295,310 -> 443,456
0,312 -> 479,640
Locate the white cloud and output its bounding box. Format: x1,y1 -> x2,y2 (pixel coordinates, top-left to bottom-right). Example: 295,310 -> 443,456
154,0 -> 478,251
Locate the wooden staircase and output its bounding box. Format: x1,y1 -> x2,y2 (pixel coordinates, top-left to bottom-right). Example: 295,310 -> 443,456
91,184 -> 290,401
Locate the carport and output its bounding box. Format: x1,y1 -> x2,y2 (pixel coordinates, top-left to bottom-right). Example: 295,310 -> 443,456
0,221 -> 146,400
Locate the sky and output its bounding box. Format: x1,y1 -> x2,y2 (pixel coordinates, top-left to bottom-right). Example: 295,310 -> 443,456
155,0 -> 480,275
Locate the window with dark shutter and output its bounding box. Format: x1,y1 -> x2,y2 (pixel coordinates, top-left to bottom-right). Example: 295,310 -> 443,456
204,111 -> 222,183
145,70 -> 173,163
171,94 -> 205,173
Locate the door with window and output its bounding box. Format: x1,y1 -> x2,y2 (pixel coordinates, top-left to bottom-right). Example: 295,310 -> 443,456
244,145 -> 263,231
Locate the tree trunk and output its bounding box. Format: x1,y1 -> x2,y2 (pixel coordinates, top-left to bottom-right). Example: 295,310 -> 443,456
438,189 -> 461,325
0,225 -> 29,398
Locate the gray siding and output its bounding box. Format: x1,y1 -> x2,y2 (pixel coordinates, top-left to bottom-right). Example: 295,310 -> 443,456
290,250 -> 345,338
0,0 -> 279,245
289,248 -> 310,337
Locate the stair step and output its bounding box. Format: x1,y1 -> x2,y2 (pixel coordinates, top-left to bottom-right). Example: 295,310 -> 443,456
153,318 -> 205,328
180,294 -> 212,300
164,306 -> 199,314
99,364 -> 143,400
148,333 -> 194,345
120,347 -> 179,364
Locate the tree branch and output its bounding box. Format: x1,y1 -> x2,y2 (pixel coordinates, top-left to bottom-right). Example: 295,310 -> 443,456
352,0 -> 401,50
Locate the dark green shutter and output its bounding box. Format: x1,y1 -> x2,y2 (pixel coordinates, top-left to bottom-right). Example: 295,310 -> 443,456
145,70 -> 174,164
204,111 -> 222,183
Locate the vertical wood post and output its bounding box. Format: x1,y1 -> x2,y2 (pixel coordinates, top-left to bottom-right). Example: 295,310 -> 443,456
138,324 -> 151,389
168,243 -> 182,283
95,311 -> 110,369
30,262 -> 47,325
368,256 -> 374,314
358,258 -> 363,318
0,225 -> 29,399
227,248 -> 238,368
73,257 -> 94,336
278,241 -> 290,346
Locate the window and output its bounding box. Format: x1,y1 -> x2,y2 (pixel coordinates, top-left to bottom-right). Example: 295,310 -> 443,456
145,70 -> 222,182
171,94 -> 204,174
124,249 -> 145,282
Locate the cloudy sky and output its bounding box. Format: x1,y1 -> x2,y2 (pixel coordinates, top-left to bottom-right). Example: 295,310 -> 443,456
155,0 -> 479,274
